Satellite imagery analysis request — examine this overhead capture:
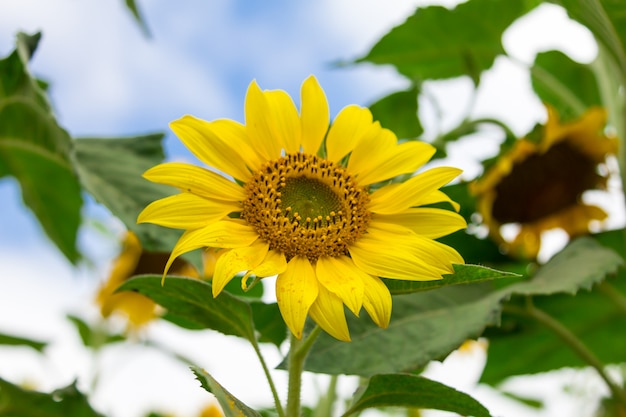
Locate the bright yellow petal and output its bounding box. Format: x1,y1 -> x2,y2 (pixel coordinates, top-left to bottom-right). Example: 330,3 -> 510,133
325,105 -> 373,162
264,89 -> 301,153
349,222 -> 461,281
143,163 -> 245,202
416,189 -> 461,212
137,193 -> 238,229
373,208 -> 467,238
300,75 -> 329,154
349,130 -> 436,185
248,249 -> 287,278
315,255 -> 364,316
361,274 -> 392,329
212,240 -> 269,297
169,115 -> 252,181
369,167 -> 462,214
245,80 -> 283,161
208,119 -> 264,172
162,220 -> 259,278
308,285 -> 351,342
275,256 -> 319,339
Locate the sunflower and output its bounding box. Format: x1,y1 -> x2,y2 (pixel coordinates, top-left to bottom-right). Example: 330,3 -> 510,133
96,231 -> 199,329
138,76 -> 465,341
471,106 -> 618,259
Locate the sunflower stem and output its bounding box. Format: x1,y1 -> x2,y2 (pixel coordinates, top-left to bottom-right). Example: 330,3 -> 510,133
251,338 -> 285,417
505,299 -> 626,407
286,326 -> 322,417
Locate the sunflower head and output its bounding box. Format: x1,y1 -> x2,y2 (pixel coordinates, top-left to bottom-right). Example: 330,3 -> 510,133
138,76 -> 466,341
96,231 -> 199,329
471,106 -> 618,259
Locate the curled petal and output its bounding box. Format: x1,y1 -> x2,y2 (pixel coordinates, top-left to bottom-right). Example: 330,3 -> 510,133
309,285 -> 351,342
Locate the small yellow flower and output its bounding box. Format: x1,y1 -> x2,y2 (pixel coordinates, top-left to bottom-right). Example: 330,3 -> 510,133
138,76 -> 465,341
96,231 -> 199,329
472,106 -> 618,259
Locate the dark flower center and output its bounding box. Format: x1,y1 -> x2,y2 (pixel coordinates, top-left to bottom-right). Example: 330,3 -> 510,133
492,141 -> 601,224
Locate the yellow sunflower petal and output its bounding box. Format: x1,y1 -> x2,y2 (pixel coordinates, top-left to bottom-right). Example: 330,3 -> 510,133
207,119 -> 265,172
162,220 -> 259,278
417,189 -> 461,212
349,222 -> 461,281
212,240 -> 269,297
308,285 -> 351,342
300,75 -> 329,154
349,130 -> 437,186
361,274 -> 392,329
248,249 -> 288,278
325,105 -> 374,162
264,89 -> 301,153
143,163 -> 245,202
369,167 -> 462,214
275,256 -> 319,339
373,208 -> 467,238
315,255 -> 365,316
245,80 -> 283,161
137,193 -> 238,229
170,116 -> 252,181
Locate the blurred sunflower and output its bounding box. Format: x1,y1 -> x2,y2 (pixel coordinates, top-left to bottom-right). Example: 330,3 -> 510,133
138,76 -> 465,341
471,106 -> 618,259
96,231 -> 200,329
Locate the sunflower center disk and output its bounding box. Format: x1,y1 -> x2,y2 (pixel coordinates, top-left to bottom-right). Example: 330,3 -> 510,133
492,141 -> 601,224
242,153 -> 371,262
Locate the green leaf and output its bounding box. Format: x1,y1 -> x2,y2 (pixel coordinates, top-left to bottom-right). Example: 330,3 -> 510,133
508,236 -> 622,296
0,32 -> 82,262
0,379 -> 103,417
552,0 -> 626,73
304,237 -> 621,376
303,284 -> 500,376
0,331 -> 47,352
359,0 -> 533,83
250,302 -> 288,347
73,134 -> 182,252
66,315 -> 125,349
123,0 -> 151,37
117,275 -> 256,342
531,50 -> 602,120
383,263 -> 521,295
344,374 -> 491,417
369,86 -> 423,138
480,238 -> 626,384
191,367 -> 262,417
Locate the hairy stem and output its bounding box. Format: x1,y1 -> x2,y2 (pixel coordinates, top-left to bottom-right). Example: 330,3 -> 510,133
286,327 -> 322,417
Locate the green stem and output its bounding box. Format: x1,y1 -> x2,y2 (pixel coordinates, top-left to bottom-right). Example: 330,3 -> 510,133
504,300 -> 626,406
286,327 -> 322,417
313,375 -> 339,417
251,338 -> 286,417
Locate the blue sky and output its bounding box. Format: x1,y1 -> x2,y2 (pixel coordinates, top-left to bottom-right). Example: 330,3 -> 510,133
0,1 -> 620,417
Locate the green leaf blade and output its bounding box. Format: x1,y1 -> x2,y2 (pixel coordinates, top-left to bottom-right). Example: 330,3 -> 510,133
0,32 -> 83,262
117,275 -> 256,342
191,367 -> 262,417
344,374 -> 491,417
369,86 -> 423,138
360,0 -> 533,83
0,331 -> 47,352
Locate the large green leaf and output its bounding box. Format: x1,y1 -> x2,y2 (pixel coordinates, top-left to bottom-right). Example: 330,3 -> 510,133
383,263 -> 520,295
303,237 -> 622,376
117,275 -> 256,342
66,315 -> 125,350
344,374 -> 491,417
359,0 -> 534,83
191,367 -> 262,417
0,32 -> 82,262
531,50 -> 602,120
368,86 -> 423,139
0,331 -> 47,352
481,235 -> 626,384
250,301 -> 288,347
73,135 -> 182,252
0,379 -> 103,417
